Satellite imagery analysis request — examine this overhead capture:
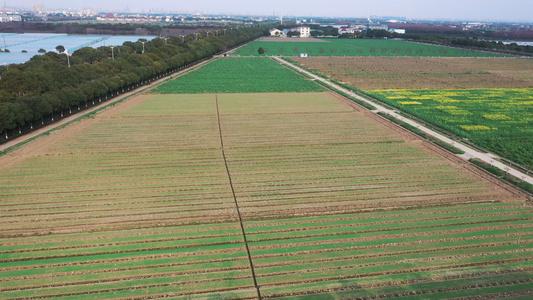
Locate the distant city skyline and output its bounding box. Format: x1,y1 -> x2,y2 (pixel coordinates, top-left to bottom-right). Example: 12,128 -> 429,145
5,0 -> 532,22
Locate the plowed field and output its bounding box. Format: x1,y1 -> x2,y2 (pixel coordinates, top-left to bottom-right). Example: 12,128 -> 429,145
1,91 -> 530,299
1,57 -> 531,299
293,57 -> 533,90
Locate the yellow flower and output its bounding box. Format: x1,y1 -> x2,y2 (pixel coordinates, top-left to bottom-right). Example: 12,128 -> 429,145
460,125 -> 492,131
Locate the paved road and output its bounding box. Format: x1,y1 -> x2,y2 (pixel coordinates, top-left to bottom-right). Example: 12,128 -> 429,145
274,56 -> 533,186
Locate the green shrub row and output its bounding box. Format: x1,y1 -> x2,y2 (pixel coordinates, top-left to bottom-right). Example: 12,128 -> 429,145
469,159 -> 533,194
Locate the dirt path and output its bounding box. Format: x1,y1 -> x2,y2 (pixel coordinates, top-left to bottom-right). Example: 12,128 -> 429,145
274,56 -> 533,186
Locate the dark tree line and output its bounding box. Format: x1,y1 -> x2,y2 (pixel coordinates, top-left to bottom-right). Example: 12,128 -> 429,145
1,22 -> 168,35
401,33 -> 533,56
338,28 -> 533,55
0,26 -> 267,138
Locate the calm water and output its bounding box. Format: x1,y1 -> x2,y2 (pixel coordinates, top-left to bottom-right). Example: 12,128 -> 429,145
0,33 -> 156,65
505,41 -> 533,46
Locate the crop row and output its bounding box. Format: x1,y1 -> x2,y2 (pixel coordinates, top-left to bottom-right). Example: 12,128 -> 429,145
2,208 -> 528,258
264,270 -> 533,299
3,202 -> 515,251
2,225 -> 531,297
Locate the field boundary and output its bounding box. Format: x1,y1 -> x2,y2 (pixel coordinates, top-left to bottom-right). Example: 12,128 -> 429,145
215,94 -> 262,300
274,56 -> 533,189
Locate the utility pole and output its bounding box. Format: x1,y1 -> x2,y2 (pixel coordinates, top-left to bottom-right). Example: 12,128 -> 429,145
64,51 -> 70,67
110,46 -> 114,60
141,41 -> 146,53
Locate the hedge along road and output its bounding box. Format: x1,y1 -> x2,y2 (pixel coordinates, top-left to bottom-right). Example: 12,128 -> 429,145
274,56 -> 533,186
0,58 -> 216,154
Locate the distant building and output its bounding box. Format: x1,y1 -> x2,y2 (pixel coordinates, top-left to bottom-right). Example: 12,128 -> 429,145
290,26 -> 311,38
299,26 -> 311,38
0,13 -> 22,22
368,24 -> 389,31
389,28 -> 406,34
300,53 -> 308,58
338,25 -> 366,35
353,25 -> 367,31
269,28 -> 285,37
338,27 -> 355,35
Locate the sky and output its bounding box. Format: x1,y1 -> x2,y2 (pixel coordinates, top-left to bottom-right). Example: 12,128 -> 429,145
8,0 -> 533,22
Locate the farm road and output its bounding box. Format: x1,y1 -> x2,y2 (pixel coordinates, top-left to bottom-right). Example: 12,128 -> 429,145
274,56 -> 533,186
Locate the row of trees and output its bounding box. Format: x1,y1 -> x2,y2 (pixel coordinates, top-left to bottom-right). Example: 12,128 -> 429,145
0,22 -> 163,35
337,29 -> 533,55
0,26 -> 268,138
401,33 -> 533,56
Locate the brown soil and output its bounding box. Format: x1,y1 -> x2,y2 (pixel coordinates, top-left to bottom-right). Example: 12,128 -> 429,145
329,92 -> 528,201
259,37 -> 329,42
295,57 -> 533,90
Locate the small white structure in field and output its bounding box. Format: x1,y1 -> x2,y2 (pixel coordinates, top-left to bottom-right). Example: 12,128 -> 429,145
300,53 -> 308,58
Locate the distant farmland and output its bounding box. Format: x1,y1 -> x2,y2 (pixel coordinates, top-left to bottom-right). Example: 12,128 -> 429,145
152,57 -> 324,94
233,38 -> 505,57
293,57 -> 533,90
1,57 -> 532,299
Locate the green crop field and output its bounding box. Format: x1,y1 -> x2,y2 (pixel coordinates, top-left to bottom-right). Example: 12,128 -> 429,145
152,57 -> 324,94
233,38 -> 505,57
1,57 -> 532,299
367,88 -> 533,170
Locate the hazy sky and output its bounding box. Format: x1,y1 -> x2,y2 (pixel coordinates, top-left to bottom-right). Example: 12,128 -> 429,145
10,0 -> 533,22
